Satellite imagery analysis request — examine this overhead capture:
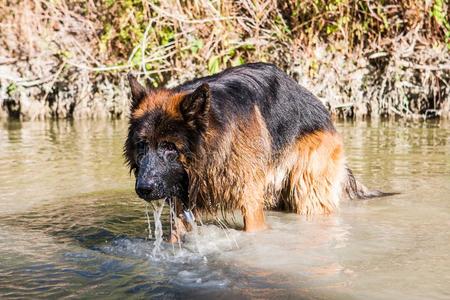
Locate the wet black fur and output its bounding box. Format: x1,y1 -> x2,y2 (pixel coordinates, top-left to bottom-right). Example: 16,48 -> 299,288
174,62 -> 335,156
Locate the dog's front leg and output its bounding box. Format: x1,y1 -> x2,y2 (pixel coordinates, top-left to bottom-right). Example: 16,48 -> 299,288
241,204 -> 267,232
168,215 -> 188,243
167,198 -> 197,243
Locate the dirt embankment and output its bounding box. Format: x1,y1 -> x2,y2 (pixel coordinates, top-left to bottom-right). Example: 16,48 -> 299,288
1,1 -> 449,120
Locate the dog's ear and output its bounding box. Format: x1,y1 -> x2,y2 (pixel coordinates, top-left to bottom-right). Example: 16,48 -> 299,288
127,73 -> 146,109
180,83 -> 210,128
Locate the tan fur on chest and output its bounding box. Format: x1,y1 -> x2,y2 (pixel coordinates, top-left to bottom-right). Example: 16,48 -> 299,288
187,106 -> 271,214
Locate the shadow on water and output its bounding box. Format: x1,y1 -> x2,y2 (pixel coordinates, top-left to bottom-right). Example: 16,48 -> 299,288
1,191 -> 149,249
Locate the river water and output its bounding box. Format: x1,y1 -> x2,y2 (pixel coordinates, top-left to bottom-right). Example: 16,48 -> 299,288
0,120 -> 449,299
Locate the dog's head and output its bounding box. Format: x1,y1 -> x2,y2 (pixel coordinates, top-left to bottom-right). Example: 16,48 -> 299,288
124,74 -> 210,203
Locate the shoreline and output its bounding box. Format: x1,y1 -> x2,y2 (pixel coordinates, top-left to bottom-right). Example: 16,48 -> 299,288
1,1 -> 449,121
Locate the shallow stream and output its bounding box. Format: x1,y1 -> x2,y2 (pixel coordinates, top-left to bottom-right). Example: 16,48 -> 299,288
0,120 -> 449,299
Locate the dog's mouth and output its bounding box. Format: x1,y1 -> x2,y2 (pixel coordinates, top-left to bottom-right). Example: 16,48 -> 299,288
135,190 -> 164,202
135,182 -> 188,205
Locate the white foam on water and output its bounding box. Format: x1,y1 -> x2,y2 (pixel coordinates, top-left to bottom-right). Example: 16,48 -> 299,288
100,211 -> 243,264
171,269 -> 230,288
100,237 -> 203,264
184,211 -> 203,256
182,223 -> 241,256
98,231 -> 233,289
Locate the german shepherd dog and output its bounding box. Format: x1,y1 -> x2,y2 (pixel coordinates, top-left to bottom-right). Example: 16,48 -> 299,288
124,63 -> 387,240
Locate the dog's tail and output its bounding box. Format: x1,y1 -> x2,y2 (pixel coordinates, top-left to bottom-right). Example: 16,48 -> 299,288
344,167 -> 398,199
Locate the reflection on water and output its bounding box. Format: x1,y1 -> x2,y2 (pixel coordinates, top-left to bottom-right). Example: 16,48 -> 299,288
0,120 -> 449,299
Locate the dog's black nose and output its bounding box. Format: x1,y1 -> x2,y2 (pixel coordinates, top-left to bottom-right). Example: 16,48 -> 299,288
136,180 -> 154,196
135,179 -> 162,200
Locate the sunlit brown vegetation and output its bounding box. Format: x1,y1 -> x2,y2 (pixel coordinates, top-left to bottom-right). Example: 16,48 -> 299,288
0,0 -> 449,120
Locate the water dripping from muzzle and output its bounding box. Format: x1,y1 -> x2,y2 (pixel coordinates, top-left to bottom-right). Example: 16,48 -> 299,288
150,199 -> 165,260
145,203 -> 152,240
183,210 -> 195,225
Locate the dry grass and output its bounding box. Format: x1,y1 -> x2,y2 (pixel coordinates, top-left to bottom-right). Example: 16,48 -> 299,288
0,0 -> 449,120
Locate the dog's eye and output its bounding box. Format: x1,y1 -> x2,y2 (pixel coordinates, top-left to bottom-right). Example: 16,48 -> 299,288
158,142 -> 178,162
158,141 -> 176,150
136,141 -> 148,164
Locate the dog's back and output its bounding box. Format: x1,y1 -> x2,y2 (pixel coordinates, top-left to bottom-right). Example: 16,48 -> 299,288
175,62 -> 335,156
